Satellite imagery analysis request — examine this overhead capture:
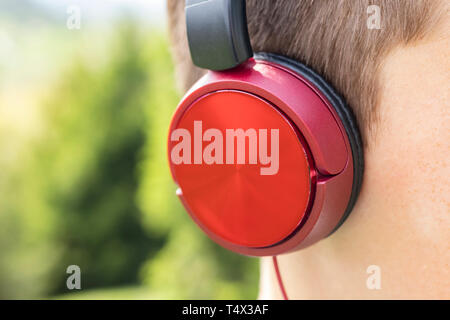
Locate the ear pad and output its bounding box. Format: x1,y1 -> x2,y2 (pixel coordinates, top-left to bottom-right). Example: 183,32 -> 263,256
168,53 -> 364,256
254,53 -> 364,234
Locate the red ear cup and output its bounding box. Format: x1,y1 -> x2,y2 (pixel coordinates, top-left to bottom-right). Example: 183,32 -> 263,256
170,90 -> 314,248
168,54 -> 363,256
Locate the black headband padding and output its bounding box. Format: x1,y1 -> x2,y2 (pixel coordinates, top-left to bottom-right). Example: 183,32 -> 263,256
186,0 -> 253,70
254,53 -> 364,235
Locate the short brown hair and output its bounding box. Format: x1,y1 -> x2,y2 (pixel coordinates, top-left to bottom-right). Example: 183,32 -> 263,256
167,0 -> 443,143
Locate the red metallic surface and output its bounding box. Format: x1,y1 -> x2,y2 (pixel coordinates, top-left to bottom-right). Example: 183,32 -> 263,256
168,58 -> 354,256
169,91 -> 313,248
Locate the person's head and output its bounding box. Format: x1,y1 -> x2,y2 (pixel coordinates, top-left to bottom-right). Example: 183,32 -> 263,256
167,0 -> 449,299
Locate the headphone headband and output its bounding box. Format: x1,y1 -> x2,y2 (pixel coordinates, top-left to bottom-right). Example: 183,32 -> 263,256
186,0 -> 253,70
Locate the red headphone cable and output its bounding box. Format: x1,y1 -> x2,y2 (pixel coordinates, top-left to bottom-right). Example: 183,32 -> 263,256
272,256 -> 289,300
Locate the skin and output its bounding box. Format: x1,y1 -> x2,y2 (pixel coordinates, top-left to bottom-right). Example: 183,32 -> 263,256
259,14 -> 450,300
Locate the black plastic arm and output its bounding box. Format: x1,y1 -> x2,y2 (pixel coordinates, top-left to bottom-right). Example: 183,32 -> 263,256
185,0 -> 253,71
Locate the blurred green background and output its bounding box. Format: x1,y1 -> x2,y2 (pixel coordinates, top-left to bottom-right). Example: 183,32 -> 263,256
0,0 -> 258,299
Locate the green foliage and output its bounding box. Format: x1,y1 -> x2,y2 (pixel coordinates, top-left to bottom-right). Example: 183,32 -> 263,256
41,24 -> 161,293
0,22 -> 258,299
0,24 -> 159,298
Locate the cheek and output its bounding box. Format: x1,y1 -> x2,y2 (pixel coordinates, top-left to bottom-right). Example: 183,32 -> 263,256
353,90 -> 450,296
368,117 -> 449,245
327,41 -> 450,296
274,24 -> 450,299
372,43 -> 450,244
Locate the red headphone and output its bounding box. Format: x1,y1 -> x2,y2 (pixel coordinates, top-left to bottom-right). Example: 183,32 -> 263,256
168,0 -> 364,257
